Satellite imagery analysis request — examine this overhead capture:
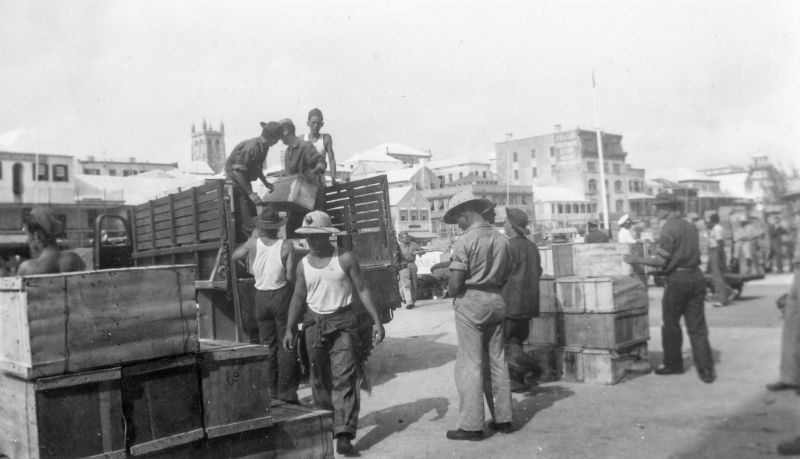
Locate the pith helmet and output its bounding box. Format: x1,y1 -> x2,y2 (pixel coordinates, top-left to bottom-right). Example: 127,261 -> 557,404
443,191 -> 494,224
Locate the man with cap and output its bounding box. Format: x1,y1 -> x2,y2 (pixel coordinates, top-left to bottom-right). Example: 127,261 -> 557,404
617,214 -> 637,244
282,210 -> 384,456
224,121 -> 283,242
397,231 -> 424,309
624,191 -> 715,383
773,184 -> 800,456
232,205 -> 299,404
18,207 -> 83,275
279,119 -> 328,236
502,208 -> 542,392
444,191 -> 513,440
584,219 -> 611,243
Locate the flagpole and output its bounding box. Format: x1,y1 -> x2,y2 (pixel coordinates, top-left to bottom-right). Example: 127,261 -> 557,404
591,69 -> 610,232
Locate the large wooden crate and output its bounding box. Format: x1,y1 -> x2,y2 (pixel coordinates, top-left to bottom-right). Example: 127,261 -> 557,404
555,275 -> 648,314
561,307 -> 649,350
261,174 -> 320,214
0,367 -> 125,459
551,243 -> 642,277
0,266 -> 198,379
539,276 -> 556,313
122,355 -> 204,456
198,340 -> 273,438
526,313 -> 559,346
559,343 -> 650,385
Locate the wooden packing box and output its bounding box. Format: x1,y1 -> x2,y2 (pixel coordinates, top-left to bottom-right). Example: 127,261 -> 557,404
555,275 -> 648,314
260,174 -> 319,214
0,265 -> 198,379
0,367 -> 125,459
122,355 -> 204,456
198,339 -> 273,438
559,342 -> 650,385
136,402 -> 334,459
526,313 -> 559,347
551,242 -> 643,278
561,307 -> 650,350
539,276 -> 556,314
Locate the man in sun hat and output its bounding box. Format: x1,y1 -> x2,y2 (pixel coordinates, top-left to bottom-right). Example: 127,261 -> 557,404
18,206 -> 71,275
624,191 -> 715,384
232,204 -> 299,403
502,208 -> 543,392
282,210 -> 384,456
584,219 -> 610,243
444,191 -> 514,441
616,214 -> 637,243
225,121 -> 283,242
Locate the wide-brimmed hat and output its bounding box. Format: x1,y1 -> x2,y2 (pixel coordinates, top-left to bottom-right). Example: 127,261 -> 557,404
253,205 -> 286,229
617,214 -> 632,226
443,191 -> 494,224
295,210 -> 340,235
26,206 -> 64,238
505,208 -> 530,235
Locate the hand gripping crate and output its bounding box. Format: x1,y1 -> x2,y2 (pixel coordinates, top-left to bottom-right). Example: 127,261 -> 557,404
198,339 -> 273,438
0,367 -> 125,459
122,355 -> 204,456
555,275 -> 648,314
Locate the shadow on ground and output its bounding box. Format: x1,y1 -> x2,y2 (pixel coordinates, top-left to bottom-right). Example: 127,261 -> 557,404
648,348 -> 723,372
355,397 -> 450,451
512,385 -> 575,431
366,333 -> 456,387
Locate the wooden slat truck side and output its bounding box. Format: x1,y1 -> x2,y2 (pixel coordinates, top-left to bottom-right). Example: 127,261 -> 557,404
128,175 -> 402,345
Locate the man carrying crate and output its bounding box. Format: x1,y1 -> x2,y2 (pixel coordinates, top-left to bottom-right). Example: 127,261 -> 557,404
282,211 -> 385,456
624,191 -> 715,384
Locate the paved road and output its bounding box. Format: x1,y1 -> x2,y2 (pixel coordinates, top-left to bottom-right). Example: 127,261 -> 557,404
304,273 -> 798,458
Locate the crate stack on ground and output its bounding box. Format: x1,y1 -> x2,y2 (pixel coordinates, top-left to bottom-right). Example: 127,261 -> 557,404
0,267 -> 333,459
526,243 -> 651,385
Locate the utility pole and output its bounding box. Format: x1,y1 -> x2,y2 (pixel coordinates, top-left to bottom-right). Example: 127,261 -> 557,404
592,69 -> 610,232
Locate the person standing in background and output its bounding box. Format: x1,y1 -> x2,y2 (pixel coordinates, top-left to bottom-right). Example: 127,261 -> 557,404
768,215 -> 787,273
585,220 -> 610,243
304,108 -> 338,184
617,214 -> 637,243
707,213 -> 735,307
398,231 -> 424,309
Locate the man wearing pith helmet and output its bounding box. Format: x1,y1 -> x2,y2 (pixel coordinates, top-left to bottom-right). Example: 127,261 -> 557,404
282,210 -> 384,456
443,191 -> 514,441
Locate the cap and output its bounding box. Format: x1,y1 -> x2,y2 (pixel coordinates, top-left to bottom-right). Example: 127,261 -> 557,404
295,210 -> 340,234
617,214 -> 631,226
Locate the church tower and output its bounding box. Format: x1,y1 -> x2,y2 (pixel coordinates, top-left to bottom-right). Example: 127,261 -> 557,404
191,119 -> 226,173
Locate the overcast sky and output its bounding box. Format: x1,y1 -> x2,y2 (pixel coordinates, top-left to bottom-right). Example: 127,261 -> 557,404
1,0 -> 798,176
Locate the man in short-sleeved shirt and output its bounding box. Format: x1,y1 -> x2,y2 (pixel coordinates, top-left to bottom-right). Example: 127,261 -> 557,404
625,191 -> 715,383
445,191 -> 513,441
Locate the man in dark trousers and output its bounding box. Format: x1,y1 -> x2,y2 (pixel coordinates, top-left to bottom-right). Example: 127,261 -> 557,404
278,119 -> 328,235
282,211 -> 385,456
502,208 -> 542,392
231,205 -> 299,404
398,231 -> 424,309
624,191 -> 715,383
584,219 -> 611,243
444,191 -> 513,441
224,121 -> 283,242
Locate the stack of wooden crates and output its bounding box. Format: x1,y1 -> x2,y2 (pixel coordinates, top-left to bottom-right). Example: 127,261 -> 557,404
528,243 -> 651,385
0,266 -> 330,459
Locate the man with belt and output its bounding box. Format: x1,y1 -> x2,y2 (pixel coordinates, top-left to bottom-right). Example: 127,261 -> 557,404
398,231 -> 424,309
231,205 -> 299,404
282,211 -> 384,456
444,191 -> 513,441
224,121 -> 282,242
624,191 -> 715,383
502,208 -> 542,393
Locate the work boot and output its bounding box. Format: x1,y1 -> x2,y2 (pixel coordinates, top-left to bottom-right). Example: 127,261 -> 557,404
766,382 -> 797,392
446,429 -> 483,441
489,421 -> 514,433
336,435 -> 356,456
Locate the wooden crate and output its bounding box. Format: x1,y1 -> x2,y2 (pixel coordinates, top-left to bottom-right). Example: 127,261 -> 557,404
539,276 -> 556,313
559,342 -> 650,385
555,275 -> 648,314
551,243 -> 641,277
0,266 -> 198,379
261,174 -> 320,214
122,355 -> 204,456
526,313 -> 559,346
561,307 -> 649,349
198,340 -> 273,438
0,367 -> 125,459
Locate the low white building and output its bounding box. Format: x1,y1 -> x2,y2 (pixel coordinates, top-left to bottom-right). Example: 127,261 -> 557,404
533,185 -> 596,231
389,186 -> 433,238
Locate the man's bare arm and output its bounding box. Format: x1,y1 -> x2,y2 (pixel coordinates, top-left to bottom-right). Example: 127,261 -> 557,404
283,262 -> 308,351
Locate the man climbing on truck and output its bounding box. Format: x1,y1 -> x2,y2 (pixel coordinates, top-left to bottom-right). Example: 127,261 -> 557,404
224,121 -> 283,242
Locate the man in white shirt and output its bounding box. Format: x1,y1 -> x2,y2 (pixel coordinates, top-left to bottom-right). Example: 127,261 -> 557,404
707,213 -> 734,307
616,214 -> 637,244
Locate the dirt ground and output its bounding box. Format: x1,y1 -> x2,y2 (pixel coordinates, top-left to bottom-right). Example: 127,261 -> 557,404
304,273 -> 799,459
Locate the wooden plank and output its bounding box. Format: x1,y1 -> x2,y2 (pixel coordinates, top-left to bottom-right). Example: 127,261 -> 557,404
526,313 -> 559,346
132,241 -> 220,260
551,242 -> 636,278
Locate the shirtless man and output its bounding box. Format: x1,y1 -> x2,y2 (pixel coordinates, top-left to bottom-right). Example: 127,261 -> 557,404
18,207 -> 83,275
304,108 -> 337,184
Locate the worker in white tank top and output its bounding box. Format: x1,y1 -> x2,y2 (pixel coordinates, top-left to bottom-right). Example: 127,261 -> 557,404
232,206 -> 300,403
304,108 -> 337,183
282,210 -> 383,455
